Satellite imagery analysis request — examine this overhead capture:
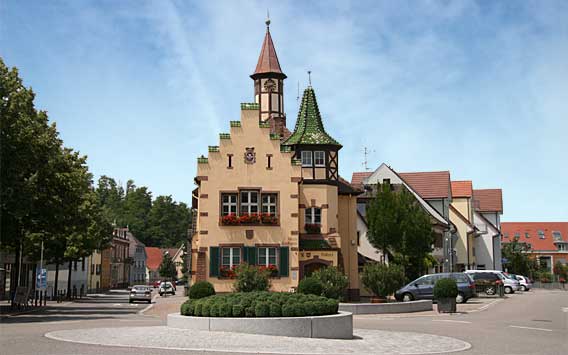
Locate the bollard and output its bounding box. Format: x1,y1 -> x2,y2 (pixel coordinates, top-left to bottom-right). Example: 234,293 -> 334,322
34,290 -> 38,307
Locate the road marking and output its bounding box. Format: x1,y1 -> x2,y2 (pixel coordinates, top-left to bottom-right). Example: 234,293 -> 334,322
477,299 -> 503,311
509,325 -> 553,332
113,303 -> 122,306
432,319 -> 472,324
138,294 -> 159,315
562,307 -> 568,313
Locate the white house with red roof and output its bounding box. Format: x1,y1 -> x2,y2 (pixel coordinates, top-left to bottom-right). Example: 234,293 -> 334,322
501,222 -> 568,274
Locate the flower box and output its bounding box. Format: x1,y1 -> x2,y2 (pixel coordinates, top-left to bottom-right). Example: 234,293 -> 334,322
239,213 -> 261,224
220,266 -> 238,278
304,224 -> 321,234
259,264 -> 279,277
260,213 -> 279,225
220,213 -> 278,226
221,214 -> 240,225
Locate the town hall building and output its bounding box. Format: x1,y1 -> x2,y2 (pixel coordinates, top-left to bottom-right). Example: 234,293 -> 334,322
189,19 -> 361,300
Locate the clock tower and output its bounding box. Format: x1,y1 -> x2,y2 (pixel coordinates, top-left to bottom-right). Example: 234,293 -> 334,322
250,17 -> 287,137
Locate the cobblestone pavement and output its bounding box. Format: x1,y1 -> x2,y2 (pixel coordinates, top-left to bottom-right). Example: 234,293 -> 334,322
45,326 -> 471,354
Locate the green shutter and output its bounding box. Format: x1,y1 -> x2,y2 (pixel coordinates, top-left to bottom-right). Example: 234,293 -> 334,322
242,246 -> 256,265
209,247 -> 220,277
279,247 -> 289,277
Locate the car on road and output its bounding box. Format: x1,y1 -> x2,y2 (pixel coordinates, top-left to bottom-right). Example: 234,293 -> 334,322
152,280 -> 161,288
394,272 -> 476,304
159,281 -> 176,296
513,274 -> 532,291
129,285 -> 152,304
465,270 -> 519,294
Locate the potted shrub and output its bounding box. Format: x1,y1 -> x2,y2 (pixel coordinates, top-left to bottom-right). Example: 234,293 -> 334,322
434,278 -> 458,313
304,223 -> 321,234
361,263 -> 405,303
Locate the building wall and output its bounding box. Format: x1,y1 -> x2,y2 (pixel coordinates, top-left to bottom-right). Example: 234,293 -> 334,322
46,259 -> 89,296
87,250 -> 102,291
192,107 -> 301,292
449,207 -> 472,269
338,194 -> 360,296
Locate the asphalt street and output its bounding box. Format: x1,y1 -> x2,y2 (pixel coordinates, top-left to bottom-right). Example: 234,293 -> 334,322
0,288 -> 566,355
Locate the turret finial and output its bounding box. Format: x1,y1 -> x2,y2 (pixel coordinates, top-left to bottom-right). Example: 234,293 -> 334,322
266,10 -> 271,28
307,70 -> 312,87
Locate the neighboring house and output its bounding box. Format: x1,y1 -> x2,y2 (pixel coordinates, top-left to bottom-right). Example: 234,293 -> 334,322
189,22 -> 361,300
87,249 -> 102,292
473,188 -> 504,271
501,222 -> 568,274
162,245 -> 185,280
352,164 -> 452,273
45,257 -> 89,297
450,181 -> 478,270
0,251 -> 35,300
145,247 -> 162,283
129,233 -> 147,285
108,228 -> 130,289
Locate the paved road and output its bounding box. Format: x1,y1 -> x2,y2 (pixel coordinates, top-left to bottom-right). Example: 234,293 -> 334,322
0,288 -> 566,354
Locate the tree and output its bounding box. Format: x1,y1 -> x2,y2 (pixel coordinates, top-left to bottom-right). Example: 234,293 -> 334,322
502,236 -> 537,277
159,252 -> 177,281
366,183 -> 435,281
121,184 -> 152,243
361,263 -> 405,300
146,196 -> 191,247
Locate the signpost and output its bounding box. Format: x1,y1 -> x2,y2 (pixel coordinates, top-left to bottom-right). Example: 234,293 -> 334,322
36,267 -> 47,290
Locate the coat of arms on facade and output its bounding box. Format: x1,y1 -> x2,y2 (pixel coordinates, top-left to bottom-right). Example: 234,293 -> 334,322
244,147 -> 256,164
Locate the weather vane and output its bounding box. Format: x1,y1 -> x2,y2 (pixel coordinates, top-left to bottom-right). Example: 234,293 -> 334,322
307,70 -> 312,86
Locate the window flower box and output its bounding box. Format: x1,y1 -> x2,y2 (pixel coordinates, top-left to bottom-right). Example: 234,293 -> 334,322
239,213 -> 261,224
220,265 -> 238,278
304,223 -> 321,234
259,264 -> 279,277
221,214 -> 240,225
260,213 -> 279,225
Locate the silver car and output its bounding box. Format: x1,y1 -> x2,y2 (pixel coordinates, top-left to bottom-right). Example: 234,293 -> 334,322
465,270 -> 519,294
129,285 -> 152,303
515,275 -> 532,291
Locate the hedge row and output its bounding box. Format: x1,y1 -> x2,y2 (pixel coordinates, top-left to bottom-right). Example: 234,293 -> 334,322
180,291 -> 339,318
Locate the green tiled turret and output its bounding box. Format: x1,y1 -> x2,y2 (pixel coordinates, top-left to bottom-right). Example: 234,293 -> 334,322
282,86 -> 341,147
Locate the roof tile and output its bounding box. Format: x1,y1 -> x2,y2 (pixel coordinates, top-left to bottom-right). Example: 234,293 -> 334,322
399,171 -> 451,199
451,181 -> 473,198
473,189 -> 503,212
501,222 -> 568,251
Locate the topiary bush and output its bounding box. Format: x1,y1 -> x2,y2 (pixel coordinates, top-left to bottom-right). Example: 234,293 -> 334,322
234,263 -> 271,292
311,267 -> 349,300
189,281 -> 216,299
433,278 -> 458,299
361,263 -> 405,299
298,277 -> 324,296
180,291 -> 339,318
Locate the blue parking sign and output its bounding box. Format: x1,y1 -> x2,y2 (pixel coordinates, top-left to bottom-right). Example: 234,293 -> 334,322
36,267 -> 47,290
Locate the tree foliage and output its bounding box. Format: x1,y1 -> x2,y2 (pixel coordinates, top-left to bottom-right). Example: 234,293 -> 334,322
502,236 -> 539,277
366,183 -> 435,281
159,252 -> 177,280
361,263 -> 405,299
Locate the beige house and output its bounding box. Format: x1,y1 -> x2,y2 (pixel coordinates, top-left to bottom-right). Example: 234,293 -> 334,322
190,20 -> 361,300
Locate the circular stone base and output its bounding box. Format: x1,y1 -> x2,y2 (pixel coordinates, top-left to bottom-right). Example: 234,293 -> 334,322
46,326 -> 471,354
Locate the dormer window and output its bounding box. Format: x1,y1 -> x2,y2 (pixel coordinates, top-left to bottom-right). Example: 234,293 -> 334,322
552,231 -> 562,241
314,151 -> 325,167
538,230 -> 545,239
301,151 -> 312,167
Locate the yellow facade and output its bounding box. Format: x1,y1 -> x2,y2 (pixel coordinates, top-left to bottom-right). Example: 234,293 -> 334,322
450,197 -> 476,269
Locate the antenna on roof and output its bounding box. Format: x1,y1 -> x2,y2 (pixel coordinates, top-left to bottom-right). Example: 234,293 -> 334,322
362,146 -> 375,171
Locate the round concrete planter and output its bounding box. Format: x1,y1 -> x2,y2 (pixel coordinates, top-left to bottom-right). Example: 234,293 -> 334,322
339,300 -> 432,314
167,311 -> 353,339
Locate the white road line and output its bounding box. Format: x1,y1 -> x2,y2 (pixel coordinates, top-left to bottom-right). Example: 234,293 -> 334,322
138,294 -> 159,315
509,325 -> 553,332
432,319 -> 472,324
562,307 -> 568,313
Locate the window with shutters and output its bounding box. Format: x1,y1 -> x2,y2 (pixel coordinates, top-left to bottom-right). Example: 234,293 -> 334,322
240,190 -> 259,215
221,247 -> 241,268
221,193 -> 238,216
258,247 -> 277,267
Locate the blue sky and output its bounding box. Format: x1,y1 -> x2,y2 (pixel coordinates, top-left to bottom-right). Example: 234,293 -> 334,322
1,1 -> 567,221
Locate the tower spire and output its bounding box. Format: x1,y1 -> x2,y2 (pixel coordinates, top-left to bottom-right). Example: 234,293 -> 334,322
266,9 -> 270,27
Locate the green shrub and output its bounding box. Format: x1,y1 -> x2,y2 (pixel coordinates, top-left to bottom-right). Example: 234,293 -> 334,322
232,304 -> 244,317
234,263 -> 271,292
433,278 -> 458,299
255,301 -> 270,317
298,277 -> 324,296
361,263 -> 405,298
182,291 -> 339,318
311,267 -> 348,300
189,281 -> 216,299
269,302 -> 282,317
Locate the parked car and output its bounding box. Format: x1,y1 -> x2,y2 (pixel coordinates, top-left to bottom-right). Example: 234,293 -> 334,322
152,280 -> 161,288
465,270 -> 519,294
159,281 -> 176,296
129,285 -> 152,304
465,271 -> 503,295
514,275 -> 532,291
394,272 -> 476,304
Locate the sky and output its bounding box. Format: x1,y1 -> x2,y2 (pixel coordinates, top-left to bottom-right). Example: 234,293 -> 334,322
1,0 -> 567,222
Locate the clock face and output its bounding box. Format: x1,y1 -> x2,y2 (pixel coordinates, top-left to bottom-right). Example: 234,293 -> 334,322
264,79 -> 276,92
244,148 -> 256,164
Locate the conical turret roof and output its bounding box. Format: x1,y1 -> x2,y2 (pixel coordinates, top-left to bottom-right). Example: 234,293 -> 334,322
283,86 -> 341,146
252,26 -> 285,77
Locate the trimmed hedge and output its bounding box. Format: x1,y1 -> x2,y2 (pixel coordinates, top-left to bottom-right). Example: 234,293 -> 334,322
189,281 -> 216,299
180,291 -> 339,318
433,278 -> 458,299
298,277 -> 324,296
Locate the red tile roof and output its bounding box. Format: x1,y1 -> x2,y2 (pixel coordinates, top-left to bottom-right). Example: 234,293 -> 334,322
253,27 -> 284,76
145,247 -> 163,271
399,171 -> 451,199
473,189 -> 503,212
451,181 -> 473,198
501,222 -> 568,252
351,172 -> 372,188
